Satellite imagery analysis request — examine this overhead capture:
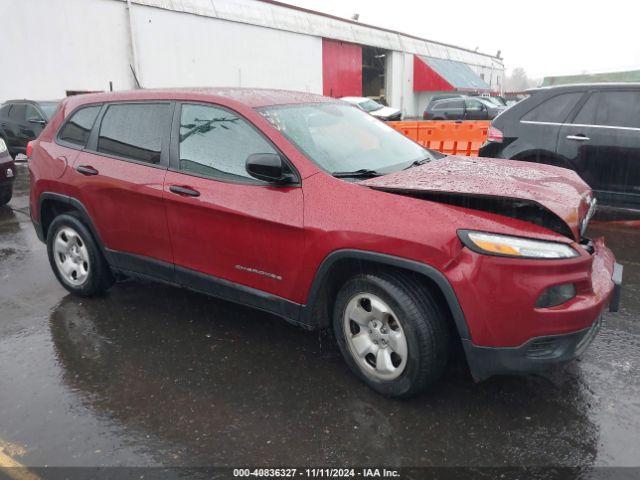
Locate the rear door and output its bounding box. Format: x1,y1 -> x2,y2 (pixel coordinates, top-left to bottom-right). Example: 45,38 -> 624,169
518,91 -> 585,161
70,101 -> 175,279
163,102 -> 305,304
558,89 -> 640,206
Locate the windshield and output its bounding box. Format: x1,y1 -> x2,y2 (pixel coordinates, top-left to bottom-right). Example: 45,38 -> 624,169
358,99 -> 383,112
38,102 -> 59,119
259,103 -> 438,174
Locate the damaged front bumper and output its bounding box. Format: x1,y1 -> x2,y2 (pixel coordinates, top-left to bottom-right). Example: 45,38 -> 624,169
463,260 -> 623,382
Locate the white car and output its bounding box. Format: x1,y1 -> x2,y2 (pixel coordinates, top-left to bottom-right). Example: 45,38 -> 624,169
341,97 -> 402,121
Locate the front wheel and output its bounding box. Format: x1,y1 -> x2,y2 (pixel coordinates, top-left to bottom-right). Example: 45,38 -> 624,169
47,213 -> 114,296
333,272 -> 450,398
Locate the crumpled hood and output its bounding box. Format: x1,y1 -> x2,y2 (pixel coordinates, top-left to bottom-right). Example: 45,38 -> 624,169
359,156 -> 594,240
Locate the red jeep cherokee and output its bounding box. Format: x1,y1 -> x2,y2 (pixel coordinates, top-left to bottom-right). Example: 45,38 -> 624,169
29,89 -> 622,397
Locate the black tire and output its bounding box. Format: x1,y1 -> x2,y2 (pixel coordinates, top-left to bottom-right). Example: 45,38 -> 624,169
0,187 -> 11,206
333,272 -> 450,398
47,212 -> 114,296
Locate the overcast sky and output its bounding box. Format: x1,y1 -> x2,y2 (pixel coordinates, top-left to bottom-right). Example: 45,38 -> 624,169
280,0 -> 639,79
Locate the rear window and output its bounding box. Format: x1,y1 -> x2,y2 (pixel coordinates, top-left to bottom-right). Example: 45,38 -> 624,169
58,105 -> 101,147
521,92 -> 583,123
97,103 -> 170,164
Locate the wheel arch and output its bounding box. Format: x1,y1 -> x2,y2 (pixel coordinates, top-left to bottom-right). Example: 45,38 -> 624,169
300,250 -> 470,340
38,193 -> 107,258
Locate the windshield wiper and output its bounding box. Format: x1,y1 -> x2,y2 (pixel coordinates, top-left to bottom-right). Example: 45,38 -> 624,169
403,158 -> 431,170
332,169 -> 383,178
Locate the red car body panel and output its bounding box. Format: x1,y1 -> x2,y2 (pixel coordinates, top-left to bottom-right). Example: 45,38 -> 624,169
163,170 -> 306,301
28,88 -> 620,369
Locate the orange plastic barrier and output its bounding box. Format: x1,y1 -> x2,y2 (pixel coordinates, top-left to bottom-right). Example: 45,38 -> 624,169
388,120 -> 490,156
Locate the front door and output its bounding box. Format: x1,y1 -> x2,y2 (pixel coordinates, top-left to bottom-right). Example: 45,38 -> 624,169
163,102 -> 305,305
557,90 -> 640,206
71,101 -> 175,278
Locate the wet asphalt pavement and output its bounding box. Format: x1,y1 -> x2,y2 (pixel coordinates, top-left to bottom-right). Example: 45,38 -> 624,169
0,164 -> 639,472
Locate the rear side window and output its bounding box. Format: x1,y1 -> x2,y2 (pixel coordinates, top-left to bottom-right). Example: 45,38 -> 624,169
58,105 -> 101,147
572,93 -> 599,125
594,91 -> 640,129
97,103 -> 170,164
521,92 -> 583,123
0,105 -> 11,117
435,99 -> 463,109
178,103 -> 278,182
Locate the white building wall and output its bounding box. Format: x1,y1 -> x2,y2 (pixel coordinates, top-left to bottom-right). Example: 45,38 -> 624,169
0,0 -> 503,111
131,4 -> 322,92
0,0 -> 134,99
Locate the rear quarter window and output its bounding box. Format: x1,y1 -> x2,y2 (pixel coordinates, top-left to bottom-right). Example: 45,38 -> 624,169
58,105 -> 102,148
521,92 -> 584,123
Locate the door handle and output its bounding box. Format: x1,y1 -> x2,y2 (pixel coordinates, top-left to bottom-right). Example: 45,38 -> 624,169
76,165 -> 99,176
169,185 -> 200,197
566,134 -> 590,141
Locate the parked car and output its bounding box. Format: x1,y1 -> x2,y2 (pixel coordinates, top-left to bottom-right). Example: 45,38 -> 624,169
479,83 -> 640,209
423,96 -> 504,120
341,96 -> 401,121
0,99 -> 59,158
0,137 -> 16,205
29,89 -> 621,398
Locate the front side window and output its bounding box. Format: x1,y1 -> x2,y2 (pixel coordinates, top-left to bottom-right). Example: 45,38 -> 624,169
38,102 -> 59,120
58,105 -> 102,147
521,92 -> 583,123
435,99 -> 463,110
179,103 -> 278,182
25,104 -> 43,122
8,104 -> 26,122
260,103 -> 437,174
465,98 -> 484,110
97,103 -> 169,164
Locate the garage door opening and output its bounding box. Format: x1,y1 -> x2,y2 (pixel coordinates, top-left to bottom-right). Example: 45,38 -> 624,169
362,46 -> 387,103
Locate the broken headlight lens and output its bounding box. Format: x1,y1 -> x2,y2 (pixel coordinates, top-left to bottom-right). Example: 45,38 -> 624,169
458,230 -> 579,259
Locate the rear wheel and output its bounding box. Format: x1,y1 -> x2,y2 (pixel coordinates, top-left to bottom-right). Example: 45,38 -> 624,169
333,272 -> 450,398
47,213 -> 114,296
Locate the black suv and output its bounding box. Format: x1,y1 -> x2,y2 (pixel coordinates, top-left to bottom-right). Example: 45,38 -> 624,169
0,100 -> 59,158
480,83 -> 640,208
423,96 -> 504,120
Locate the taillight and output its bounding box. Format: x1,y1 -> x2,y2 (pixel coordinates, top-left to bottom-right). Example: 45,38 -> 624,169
26,141 -> 33,158
487,126 -> 504,143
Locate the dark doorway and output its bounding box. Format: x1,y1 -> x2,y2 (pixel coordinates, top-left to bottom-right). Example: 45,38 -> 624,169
362,46 -> 387,103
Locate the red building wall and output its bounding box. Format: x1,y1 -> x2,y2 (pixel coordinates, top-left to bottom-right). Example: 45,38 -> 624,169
413,55 -> 454,92
322,38 -> 362,97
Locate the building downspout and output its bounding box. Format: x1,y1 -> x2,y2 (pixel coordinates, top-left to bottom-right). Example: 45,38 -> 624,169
126,0 -> 142,88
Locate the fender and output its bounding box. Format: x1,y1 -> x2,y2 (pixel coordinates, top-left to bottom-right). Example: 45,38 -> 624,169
300,249 -> 470,340
36,192 -> 109,259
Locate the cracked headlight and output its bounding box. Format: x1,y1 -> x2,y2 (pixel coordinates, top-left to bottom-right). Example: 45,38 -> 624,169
459,230 -> 579,259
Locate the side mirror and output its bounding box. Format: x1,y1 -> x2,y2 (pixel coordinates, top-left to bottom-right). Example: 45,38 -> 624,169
246,153 -> 296,184
28,117 -> 46,126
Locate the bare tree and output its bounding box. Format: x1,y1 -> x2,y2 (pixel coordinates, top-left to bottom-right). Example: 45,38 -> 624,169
505,67 -> 538,91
